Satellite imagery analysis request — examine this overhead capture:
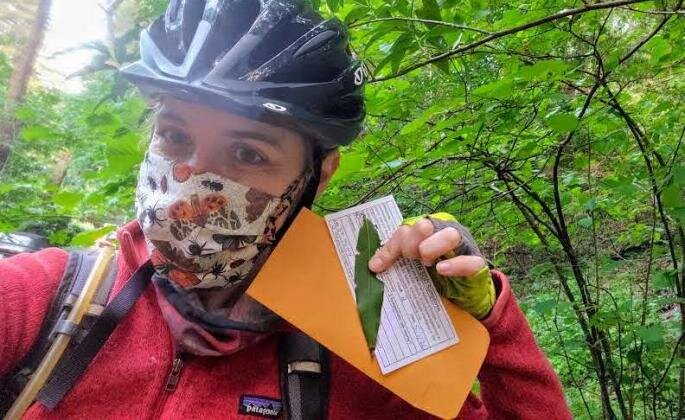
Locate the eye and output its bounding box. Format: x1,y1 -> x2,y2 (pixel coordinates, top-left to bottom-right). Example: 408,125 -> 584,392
234,144 -> 266,165
156,127 -> 193,158
159,128 -> 191,146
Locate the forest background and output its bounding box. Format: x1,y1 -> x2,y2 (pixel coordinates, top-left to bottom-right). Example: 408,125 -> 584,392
0,0 -> 683,418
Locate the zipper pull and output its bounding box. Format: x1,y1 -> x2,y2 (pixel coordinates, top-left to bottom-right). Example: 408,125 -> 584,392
165,357 -> 184,392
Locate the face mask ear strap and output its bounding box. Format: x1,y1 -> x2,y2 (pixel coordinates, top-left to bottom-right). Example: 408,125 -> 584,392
273,144 -> 324,243
299,145 -> 324,210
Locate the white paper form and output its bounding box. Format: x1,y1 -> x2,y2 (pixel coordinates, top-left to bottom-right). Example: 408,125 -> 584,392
324,195 -> 458,374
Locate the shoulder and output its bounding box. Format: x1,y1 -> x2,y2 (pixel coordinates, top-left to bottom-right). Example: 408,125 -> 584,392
0,248 -> 70,374
0,247 -> 70,292
0,247 -> 70,322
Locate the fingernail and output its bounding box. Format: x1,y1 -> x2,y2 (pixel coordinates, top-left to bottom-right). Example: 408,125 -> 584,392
369,256 -> 382,271
436,260 -> 450,273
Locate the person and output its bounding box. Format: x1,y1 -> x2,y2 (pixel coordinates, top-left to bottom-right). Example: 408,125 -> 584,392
0,1 -> 571,418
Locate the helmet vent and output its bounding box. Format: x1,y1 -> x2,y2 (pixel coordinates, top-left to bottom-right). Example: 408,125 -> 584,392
293,30 -> 337,58
248,20 -> 310,75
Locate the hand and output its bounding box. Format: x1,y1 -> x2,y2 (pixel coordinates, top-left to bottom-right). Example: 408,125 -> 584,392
368,214 -> 495,320
367,217 -> 486,277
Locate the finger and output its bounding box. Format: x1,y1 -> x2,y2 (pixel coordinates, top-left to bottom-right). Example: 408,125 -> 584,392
398,218 -> 434,261
368,220 -> 433,272
435,255 -> 486,277
418,227 -> 462,266
368,225 -> 410,272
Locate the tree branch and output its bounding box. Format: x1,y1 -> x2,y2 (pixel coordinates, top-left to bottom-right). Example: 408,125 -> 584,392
619,2 -> 681,66
371,0 -> 653,83
622,6 -> 685,15
350,16 -> 491,35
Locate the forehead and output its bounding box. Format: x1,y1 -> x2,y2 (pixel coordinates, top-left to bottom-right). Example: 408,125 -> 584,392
156,96 -> 306,149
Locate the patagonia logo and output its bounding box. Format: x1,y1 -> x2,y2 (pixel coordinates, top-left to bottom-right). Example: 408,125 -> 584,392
238,395 -> 282,418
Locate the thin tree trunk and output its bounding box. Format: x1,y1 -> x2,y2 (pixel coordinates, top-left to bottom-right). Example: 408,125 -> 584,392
102,0 -> 124,62
0,0 -> 53,172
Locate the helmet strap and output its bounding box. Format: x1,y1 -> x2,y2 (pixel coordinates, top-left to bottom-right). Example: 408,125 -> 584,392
273,144 -> 323,244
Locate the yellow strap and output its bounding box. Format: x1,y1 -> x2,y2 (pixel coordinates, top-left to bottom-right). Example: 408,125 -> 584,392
4,246 -> 115,420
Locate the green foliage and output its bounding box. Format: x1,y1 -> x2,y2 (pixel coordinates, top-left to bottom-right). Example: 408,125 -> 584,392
0,62 -> 148,245
314,1 -> 685,418
1,0 -> 684,418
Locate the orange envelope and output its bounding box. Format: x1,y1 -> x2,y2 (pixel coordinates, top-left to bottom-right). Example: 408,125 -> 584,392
247,209 -> 489,419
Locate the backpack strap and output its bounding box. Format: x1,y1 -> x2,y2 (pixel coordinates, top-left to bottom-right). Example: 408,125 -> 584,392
0,250 -> 115,416
49,250 -> 119,343
279,332 -> 330,420
36,260 -> 153,409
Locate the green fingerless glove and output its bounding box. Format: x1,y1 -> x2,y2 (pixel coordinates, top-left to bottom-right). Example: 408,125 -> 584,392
428,265 -> 495,320
403,213 -> 496,320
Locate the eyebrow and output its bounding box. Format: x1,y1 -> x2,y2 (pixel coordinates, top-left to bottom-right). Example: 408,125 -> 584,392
158,110 -> 283,150
157,109 -> 187,125
224,129 -> 282,150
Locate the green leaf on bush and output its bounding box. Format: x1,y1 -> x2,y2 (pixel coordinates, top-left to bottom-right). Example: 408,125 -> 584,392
354,217 -> 384,351
86,112 -> 116,128
637,325 -> 664,345
325,0 -> 340,13
661,184 -> 681,208
518,60 -> 569,81
48,229 -> 70,246
20,125 -> 60,141
653,270 -> 677,289
534,299 -> 556,315
0,183 -> 14,194
53,191 -> 83,211
332,150 -> 366,181
70,225 -> 116,247
547,113 -> 578,132
577,217 -> 593,228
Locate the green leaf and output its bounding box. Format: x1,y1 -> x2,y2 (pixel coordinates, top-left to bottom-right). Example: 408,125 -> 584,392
583,197 -> 598,211
636,325 -> 664,345
648,37 -> 670,65
546,113 -> 578,132
661,184 -> 681,208
401,99 -> 461,136
672,165 -> 685,186
517,60 -> 569,81
48,229 -> 70,246
472,78 -> 515,99
577,217 -> 593,228
103,154 -> 141,176
0,183 -> 14,194
20,125 -> 61,141
400,113 -> 432,136
332,150 -> 366,181
374,33 -> 413,76
326,0 -> 340,13
344,6 -> 370,24
533,298 -> 556,315
70,225 -> 116,247
14,105 -> 36,121
417,0 -> 442,22
53,191 -> 83,211
654,270 -> 678,289
354,217 -> 384,351
86,112 -> 116,128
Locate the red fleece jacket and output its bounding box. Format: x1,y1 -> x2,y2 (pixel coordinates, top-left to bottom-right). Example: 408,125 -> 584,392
0,221 -> 571,419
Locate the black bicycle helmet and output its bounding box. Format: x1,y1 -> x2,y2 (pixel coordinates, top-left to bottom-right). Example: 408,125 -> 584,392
121,0 -> 365,148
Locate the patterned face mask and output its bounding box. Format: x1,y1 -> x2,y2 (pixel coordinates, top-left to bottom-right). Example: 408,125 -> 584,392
135,150 -> 309,289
